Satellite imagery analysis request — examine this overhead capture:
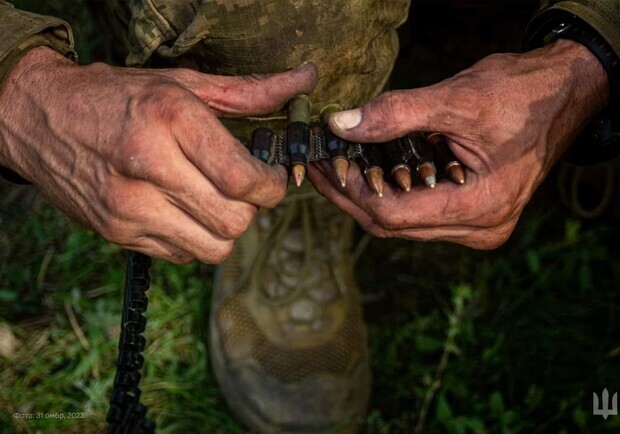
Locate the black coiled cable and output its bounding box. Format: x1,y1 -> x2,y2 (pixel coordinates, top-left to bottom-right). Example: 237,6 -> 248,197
104,119 -> 468,433
106,251 -> 155,434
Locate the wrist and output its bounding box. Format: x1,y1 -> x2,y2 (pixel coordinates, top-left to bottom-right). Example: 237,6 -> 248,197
502,38 -> 612,171
546,38 -> 609,114
537,39 -> 618,166
0,46 -> 73,172
524,12 -> 620,165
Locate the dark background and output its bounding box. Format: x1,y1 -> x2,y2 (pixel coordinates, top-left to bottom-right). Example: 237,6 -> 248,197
1,1 -> 619,433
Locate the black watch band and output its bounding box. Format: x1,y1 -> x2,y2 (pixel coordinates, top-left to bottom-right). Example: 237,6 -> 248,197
552,20 -> 619,108
524,12 -> 620,165
525,11 -> 618,108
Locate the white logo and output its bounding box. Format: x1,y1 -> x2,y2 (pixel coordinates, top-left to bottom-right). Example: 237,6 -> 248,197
593,388 -> 618,420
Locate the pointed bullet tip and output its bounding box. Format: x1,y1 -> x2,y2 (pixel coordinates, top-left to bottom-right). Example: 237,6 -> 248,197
365,167 -> 384,198
425,176 -> 436,188
392,166 -> 412,192
292,164 -> 306,187
418,163 -> 437,189
447,164 -> 466,185
332,158 -> 350,189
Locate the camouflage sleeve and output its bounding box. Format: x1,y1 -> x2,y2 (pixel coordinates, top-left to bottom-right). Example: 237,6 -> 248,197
0,0 -> 76,88
528,0 -> 620,56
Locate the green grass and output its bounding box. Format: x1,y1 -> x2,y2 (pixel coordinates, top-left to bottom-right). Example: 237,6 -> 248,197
0,186 -> 245,433
356,196 -> 620,434
1,172 -> 619,434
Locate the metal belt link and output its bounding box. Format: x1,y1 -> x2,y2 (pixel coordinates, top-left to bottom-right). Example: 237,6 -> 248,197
106,97 -> 468,433
107,251 -> 155,434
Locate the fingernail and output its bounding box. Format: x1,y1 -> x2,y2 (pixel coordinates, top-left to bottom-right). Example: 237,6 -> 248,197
331,109 -> 362,131
287,61 -> 312,73
296,61 -> 315,70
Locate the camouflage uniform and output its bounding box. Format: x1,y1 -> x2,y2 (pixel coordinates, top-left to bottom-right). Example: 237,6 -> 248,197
0,0 -> 409,136
1,0 -> 619,111
1,1 -> 619,432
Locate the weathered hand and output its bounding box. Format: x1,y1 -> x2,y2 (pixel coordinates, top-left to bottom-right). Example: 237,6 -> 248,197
0,47 -> 318,263
309,39 -> 608,249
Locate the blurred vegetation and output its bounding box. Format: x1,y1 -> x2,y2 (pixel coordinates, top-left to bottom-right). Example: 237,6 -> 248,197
1,1 -> 620,434
2,173 -> 619,434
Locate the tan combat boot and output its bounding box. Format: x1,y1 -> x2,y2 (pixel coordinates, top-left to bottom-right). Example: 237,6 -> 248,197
209,188 -> 370,434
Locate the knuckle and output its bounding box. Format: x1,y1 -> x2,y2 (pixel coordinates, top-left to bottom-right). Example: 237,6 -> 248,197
210,241 -> 234,264
102,186 -> 146,222
241,84 -> 272,112
241,73 -> 264,85
99,219 -> 133,247
218,212 -> 252,239
264,180 -> 287,208
135,82 -> 190,124
375,91 -> 400,113
167,252 -> 194,265
85,62 -> 113,77
220,168 -> 255,198
137,82 -> 181,108
274,180 -> 288,203
220,222 -> 243,240
111,131 -> 168,182
482,52 -> 516,68
364,90 -> 416,139
371,91 -> 407,121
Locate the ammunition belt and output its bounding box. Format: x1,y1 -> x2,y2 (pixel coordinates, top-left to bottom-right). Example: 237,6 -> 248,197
107,252 -> 155,434
246,126 -> 466,192
247,95 -> 467,192
106,96 -> 468,433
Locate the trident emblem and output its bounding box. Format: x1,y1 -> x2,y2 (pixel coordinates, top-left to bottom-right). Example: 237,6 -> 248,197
593,388 -> 618,420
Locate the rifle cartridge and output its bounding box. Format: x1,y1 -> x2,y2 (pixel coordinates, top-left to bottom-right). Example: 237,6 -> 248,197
362,143 -> 385,197
383,140 -> 412,192
320,104 -> 350,187
408,134 -> 437,188
426,133 -> 466,185
286,95 -> 311,186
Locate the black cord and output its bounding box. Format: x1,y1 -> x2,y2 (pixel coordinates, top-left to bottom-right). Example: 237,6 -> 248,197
106,251 -> 155,434
104,124 -> 467,433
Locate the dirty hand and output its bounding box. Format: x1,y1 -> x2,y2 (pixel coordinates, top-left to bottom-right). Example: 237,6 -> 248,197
310,39 -> 608,249
0,47 -> 318,263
